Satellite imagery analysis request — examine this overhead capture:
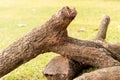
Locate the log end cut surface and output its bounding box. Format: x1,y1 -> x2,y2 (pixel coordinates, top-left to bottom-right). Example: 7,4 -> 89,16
43,56 -> 81,80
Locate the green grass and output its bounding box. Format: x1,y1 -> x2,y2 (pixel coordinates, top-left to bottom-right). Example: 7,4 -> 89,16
0,0 -> 120,80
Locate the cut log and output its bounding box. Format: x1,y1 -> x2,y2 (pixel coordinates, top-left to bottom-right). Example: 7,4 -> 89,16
43,56 -> 82,80
74,66 -> 120,80
0,6 -> 77,77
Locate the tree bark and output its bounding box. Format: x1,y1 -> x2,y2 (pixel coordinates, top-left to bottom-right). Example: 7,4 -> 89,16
74,66 -> 120,80
72,14 -> 120,80
94,15 -> 110,41
43,14 -> 120,80
43,56 -> 83,80
0,6 -> 77,78
0,6 -> 120,79
105,42 -> 120,61
50,38 -> 120,68
93,15 -> 120,61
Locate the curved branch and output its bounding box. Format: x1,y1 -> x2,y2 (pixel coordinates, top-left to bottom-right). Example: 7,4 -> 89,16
74,66 -> 120,80
50,40 -> 120,68
0,6 -> 77,78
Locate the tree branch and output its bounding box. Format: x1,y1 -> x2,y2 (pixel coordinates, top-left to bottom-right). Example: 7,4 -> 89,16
94,15 -> 110,41
74,66 -> 120,80
0,6 -> 77,78
50,38 -> 120,68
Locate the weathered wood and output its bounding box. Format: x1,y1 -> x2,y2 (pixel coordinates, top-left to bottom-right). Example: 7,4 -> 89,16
0,6 -> 120,79
0,6 -> 77,77
43,56 -> 82,80
93,15 -> 120,61
44,35 -> 120,80
108,43 -> 120,56
94,15 -> 110,41
50,38 -> 120,68
43,10 -> 120,80
72,14 -> 120,80
106,42 -> 120,61
74,66 -> 120,80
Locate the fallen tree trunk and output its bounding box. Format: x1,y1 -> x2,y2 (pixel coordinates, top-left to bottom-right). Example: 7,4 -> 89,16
0,6 -> 77,77
1,6 -> 120,79
74,66 -> 120,80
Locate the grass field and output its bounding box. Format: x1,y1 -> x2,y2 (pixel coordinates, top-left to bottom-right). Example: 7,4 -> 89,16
0,0 -> 120,80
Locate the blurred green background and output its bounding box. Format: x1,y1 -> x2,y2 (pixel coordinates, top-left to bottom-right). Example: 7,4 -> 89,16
0,0 -> 120,80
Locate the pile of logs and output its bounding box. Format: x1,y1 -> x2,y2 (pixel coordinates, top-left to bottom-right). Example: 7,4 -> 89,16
0,6 -> 120,80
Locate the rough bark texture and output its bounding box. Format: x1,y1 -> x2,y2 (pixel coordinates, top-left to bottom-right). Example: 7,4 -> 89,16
43,56 -> 82,80
93,14 -> 120,61
50,38 -> 120,68
74,66 -> 120,80
0,6 -> 120,80
0,6 -> 77,77
72,14 -> 120,80
106,43 -> 120,61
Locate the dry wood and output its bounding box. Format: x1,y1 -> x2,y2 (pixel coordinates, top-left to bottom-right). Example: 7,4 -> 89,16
43,56 -> 82,80
74,66 -> 120,80
50,38 -> 120,68
73,14 -> 120,80
93,15 -> 120,61
0,6 -> 77,77
0,6 -> 120,79
44,13 -> 120,80
94,15 -> 110,41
